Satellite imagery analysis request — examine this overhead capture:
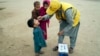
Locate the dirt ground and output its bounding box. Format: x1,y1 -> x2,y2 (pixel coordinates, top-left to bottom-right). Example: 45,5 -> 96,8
0,0 -> 100,56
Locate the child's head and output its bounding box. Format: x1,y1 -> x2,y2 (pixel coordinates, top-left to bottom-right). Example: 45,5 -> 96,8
27,19 -> 40,28
34,1 -> 40,10
43,0 -> 50,9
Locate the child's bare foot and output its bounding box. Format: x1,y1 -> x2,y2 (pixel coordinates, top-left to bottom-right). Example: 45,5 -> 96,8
35,53 -> 40,56
39,51 -> 44,54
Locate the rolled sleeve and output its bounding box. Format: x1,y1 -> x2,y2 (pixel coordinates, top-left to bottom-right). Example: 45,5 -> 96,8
43,14 -> 53,20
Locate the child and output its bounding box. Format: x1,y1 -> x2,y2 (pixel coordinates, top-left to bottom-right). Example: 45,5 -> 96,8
39,0 -> 50,40
27,19 -> 47,56
32,1 -> 40,19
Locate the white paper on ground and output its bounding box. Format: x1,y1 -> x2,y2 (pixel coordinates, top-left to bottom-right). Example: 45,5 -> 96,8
58,43 -> 69,53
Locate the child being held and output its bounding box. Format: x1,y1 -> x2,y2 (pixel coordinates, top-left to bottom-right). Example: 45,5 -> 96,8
32,1 -> 40,20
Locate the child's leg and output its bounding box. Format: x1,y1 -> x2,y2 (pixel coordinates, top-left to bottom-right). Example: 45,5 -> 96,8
35,46 -> 44,54
35,46 -> 41,53
34,45 -> 40,56
34,46 -> 42,56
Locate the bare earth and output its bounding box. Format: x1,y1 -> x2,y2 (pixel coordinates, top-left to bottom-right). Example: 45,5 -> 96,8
0,0 -> 100,56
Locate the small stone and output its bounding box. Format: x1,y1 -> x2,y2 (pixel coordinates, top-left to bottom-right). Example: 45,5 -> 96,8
24,44 -> 30,47
92,20 -> 95,22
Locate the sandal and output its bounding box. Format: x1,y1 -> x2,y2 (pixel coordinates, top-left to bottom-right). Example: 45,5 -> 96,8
53,46 -> 58,51
69,47 -> 74,54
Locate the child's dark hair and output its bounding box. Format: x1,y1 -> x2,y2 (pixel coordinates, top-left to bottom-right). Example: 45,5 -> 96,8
43,1 -> 49,6
34,1 -> 40,7
27,19 -> 34,28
